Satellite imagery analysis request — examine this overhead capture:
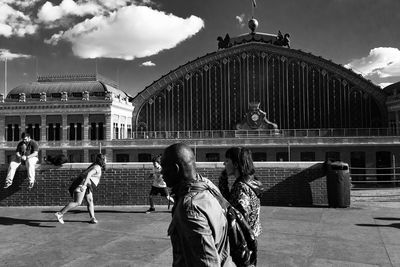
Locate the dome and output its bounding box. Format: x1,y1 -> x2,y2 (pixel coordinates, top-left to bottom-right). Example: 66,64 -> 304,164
7,73 -> 130,99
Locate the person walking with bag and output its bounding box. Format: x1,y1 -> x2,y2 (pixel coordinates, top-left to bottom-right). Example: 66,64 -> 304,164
219,147 -> 264,266
161,143 -> 235,266
55,153 -> 106,224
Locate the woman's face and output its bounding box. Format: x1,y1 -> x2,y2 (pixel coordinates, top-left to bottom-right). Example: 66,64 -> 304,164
153,162 -> 162,173
224,157 -> 237,176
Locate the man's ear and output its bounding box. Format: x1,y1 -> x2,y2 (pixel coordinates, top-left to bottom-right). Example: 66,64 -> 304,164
174,163 -> 180,174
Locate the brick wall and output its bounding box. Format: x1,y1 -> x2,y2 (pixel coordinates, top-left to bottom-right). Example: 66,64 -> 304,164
0,162 -> 328,206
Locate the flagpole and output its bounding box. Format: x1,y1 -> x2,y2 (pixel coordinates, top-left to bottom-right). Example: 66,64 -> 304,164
4,57 -> 7,97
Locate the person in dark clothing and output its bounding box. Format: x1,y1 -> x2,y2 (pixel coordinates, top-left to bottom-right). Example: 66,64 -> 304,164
219,146 -> 264,266
161,143 -> 235,266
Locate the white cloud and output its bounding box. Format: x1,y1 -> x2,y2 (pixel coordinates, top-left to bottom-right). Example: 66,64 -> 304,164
379,82 -> 393,89
345,47 -> 400,79
37,0 -> 102,23
0,49 -> 31,61
141,61 -> 156,66
46,5 -> 204,60
3,0 -> 41,9
0,3 -> 38,37
235,14 -> 246,28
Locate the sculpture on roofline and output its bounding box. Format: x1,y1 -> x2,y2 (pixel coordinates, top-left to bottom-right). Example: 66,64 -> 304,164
61,91 -> 68,101
0,94 -> 4,103
217,33 -> 232,49
40,92 -> 47,102
273,30 -> 291,48
19,93 -> 26,102
82,91 -> 89,101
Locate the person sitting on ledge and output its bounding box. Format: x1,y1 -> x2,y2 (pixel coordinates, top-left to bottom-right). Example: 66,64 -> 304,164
4,132 -> 39,189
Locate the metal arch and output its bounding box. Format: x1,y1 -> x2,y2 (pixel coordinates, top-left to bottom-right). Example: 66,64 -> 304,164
132,42 -> 388,128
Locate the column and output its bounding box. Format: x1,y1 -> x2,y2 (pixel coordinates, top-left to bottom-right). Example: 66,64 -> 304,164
83,114 -> 89,141
395,111 -> 400,136
41,115 -> 47,141
105,113 -> 112,140
0,115 -> 5,142
21,115 -> 26,135
62,114 -> 68,142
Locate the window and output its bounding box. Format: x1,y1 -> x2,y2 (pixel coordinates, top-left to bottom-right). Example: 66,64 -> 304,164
113,123 -> 119,139
253,152 -> 267,161
301,152 -> 315,161
116,154 -> 130,162
98,123 -> 104,140
138,153 -> 151,162
206,153 -> 220,162
69,123 -> 75,140
326,151 -> 340,162
90,123 -> 97,140
7,124 -> 13,141
34,124 -> 40,141
76,123 -> 82,140
48,123 -> 61,141
276,152 -> 288,161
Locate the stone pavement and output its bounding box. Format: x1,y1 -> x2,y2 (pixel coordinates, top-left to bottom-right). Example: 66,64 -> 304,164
1,192 -> 400,267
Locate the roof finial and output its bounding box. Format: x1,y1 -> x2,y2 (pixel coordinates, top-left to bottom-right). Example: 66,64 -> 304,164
248,0 -> 258,33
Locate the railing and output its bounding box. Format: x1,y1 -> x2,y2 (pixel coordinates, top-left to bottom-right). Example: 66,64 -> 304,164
350,166 -> 400,188
132,128 -> 398,139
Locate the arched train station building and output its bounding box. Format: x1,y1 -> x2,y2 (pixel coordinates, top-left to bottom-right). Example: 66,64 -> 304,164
1,21 -> 400,181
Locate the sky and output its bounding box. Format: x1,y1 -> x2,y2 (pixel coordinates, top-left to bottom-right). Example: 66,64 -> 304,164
1,0 -> 400,97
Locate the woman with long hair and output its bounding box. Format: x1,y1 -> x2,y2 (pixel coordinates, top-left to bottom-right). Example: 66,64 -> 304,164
219,146 -> 263,266
55,153 -> 106,224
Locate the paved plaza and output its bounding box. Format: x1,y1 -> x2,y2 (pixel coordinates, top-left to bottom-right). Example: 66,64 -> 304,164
1,189 -> 400,267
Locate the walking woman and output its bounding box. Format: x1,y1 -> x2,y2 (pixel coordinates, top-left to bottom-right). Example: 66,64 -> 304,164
55,153 -> 106,224
219,147 -> 264,266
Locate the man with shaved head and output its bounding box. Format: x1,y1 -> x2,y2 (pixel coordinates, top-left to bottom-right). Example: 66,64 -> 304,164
162,143 -> 234,266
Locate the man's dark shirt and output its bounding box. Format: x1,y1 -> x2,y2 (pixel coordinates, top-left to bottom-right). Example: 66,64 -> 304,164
16,140 -> 39,156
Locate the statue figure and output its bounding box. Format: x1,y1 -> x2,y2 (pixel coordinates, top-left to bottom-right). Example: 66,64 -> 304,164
19,93 -> 26,102
40,92 -> 47,102
217,33 -> 232,49
82,91 -> 89,101
0,94 -> 4,103
273,30 -> 291,48
105,91 -> 113,101
61,91 -> 68,101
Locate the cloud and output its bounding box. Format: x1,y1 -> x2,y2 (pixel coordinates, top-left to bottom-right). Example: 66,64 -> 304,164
37,0 -> 103,23
0,49 -> 31,61
235,14 -> 246,28
379,82 -> 393,89
3,0 -> 41,9
141,61 -> 156,66
345,47 -> 400,79
0,2 -> 38,37
45,5 -> 204,60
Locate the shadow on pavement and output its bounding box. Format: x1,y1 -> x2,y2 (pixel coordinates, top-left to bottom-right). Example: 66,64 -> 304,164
356,223 -> 400,229
374,217 -> 400,221
41,209 -> 171,214
0,216 -> 58,228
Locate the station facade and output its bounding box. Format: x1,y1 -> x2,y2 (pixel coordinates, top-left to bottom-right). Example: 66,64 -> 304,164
1,22 -> 400,181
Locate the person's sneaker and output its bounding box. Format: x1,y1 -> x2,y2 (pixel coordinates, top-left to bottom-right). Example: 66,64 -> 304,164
89,217 -> 98,224
3,181 -> 12,189
146,207 -> 155,213
55,212 -> 64,224
28,181 -> 35,190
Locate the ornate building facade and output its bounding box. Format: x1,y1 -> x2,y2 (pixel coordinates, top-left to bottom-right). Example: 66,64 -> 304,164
0,74 -> 134,164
